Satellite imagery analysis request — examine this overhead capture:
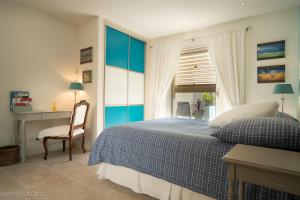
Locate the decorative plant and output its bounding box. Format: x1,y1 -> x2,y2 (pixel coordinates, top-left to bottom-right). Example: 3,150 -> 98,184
201,93 -> 215,106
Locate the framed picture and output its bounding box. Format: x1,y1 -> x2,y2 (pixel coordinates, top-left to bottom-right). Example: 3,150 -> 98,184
257,65 -> 285,83
80,47 -> 93,64
257,40 -> 285,60
82,70 -> 92,83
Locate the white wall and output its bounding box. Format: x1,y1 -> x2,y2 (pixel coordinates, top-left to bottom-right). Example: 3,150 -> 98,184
75,16 -> 101,149
0,2 -> 111,152
244,8 -> 298,117
0,1 -> 78,150
149,7 -> 299,118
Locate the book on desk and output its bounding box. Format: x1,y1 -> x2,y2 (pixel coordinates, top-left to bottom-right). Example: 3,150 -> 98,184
10,91 -> 32,112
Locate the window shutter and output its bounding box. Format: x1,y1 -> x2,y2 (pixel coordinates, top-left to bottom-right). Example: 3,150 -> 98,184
175,47 -> 216,92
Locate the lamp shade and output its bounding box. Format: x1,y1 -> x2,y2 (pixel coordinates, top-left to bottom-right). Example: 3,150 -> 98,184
69,82 -> 83,91
273,84 -> 294,94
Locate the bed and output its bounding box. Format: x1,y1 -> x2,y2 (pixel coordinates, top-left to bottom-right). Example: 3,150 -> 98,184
88,118 -> 299,200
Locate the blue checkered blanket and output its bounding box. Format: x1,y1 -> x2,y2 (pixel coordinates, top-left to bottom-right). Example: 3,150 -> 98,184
89,118 -> 299,200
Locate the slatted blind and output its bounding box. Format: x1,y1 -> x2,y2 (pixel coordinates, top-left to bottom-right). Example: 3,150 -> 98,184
175,47 -> 216,87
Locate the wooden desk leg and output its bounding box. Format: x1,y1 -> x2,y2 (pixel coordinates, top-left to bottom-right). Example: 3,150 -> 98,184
227,164 -> 236,200
14,120 -> 19,145
20,120 -> 26,163
228,180 -> 234,200
238,181 -> 244,200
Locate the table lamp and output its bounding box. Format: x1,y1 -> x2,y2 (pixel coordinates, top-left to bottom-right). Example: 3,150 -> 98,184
69,82 -> 83,104
273,83 -> 294,112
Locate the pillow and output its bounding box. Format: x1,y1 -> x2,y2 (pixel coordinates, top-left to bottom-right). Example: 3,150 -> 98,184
208,101 -> 279,128
276,112 -> 298,122
211,117 -> 300,151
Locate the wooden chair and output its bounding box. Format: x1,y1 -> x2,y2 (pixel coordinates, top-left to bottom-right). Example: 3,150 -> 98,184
38,100 -> 90,161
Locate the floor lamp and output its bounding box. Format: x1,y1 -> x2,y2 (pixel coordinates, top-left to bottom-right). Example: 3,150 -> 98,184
273,83 -> 294,113
69,82 -> 83,105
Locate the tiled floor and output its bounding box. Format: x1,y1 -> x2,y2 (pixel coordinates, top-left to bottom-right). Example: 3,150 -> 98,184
0,150 -> 156,200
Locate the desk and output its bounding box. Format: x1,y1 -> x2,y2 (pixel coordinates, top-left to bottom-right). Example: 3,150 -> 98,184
223,144 -> 300,200
14,111 -> 72,163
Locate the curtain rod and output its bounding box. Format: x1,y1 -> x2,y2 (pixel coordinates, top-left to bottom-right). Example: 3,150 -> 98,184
183,26 -> 252,42
149,26 -> 252,48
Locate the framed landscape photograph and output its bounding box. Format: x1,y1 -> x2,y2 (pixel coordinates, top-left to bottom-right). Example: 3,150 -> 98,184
257,40 -> 285,60
257,65 -> 285,83
82,70 -> 92,83
80,47 -> 93,64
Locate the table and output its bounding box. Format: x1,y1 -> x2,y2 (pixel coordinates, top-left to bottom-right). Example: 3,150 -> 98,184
222,144 -> 300,200
14,111 -> 72,163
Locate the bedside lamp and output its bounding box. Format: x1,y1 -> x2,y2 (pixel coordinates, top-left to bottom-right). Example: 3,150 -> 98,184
69,82 -> 83,105
273,83 -> 294,112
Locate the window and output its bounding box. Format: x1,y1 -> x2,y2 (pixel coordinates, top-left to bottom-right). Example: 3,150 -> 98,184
173,47 -> 216,120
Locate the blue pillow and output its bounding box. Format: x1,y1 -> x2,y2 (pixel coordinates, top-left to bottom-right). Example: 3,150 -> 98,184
211,117 -> 300,151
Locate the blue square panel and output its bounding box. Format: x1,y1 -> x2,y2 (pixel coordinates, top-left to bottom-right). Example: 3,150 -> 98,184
106,26 -> 129,69
105,106 -> 127,128
129,37 -> 145,73
128,105 -> 144,122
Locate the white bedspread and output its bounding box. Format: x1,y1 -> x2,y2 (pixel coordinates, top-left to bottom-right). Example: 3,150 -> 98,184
97,163 -> 215,200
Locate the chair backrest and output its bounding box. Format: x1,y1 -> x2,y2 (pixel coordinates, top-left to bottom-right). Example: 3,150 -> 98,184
69,100 -> 90,136
176,102 -> 191,119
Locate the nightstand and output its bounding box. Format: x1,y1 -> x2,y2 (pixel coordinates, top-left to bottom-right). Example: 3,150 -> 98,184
222,144 -> 300,200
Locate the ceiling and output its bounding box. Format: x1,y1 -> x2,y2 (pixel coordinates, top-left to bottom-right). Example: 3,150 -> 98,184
10,0 -> 300,38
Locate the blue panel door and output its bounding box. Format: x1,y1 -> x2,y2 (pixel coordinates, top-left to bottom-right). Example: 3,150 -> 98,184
105,106 -> 127,128
106,26 -> 129,69
129,37 -> 145,73
128,105 -> 144,122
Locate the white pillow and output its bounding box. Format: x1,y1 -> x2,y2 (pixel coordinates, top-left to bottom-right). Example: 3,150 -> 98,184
208,101 -> 279,128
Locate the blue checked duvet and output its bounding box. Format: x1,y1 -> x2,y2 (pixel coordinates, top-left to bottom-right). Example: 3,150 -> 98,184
89,118 -> 299,200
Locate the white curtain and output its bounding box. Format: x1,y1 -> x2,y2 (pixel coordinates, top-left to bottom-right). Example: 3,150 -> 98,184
209,28 -> 246,107
147,45 -> 180,119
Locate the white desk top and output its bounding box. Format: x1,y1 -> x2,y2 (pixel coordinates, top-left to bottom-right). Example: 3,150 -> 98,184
14,110 -> 72,115
14,110 -> 72,121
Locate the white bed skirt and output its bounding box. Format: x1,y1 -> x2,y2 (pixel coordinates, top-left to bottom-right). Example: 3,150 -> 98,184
97,163 -> 215,200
